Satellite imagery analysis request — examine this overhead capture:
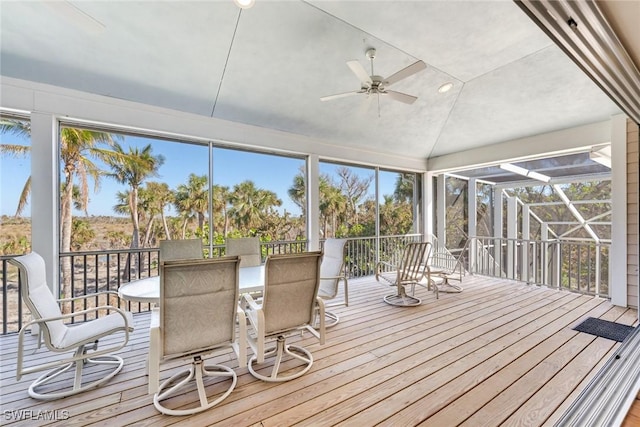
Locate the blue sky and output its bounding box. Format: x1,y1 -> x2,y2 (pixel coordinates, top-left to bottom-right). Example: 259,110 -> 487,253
1,130 -> 402,217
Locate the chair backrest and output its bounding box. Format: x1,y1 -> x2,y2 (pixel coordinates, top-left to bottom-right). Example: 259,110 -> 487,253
226,237 -> 261,267
159,257 -> 240,359
319,238 -> 347,298
9,252 -> 67,348
159,239 -> 203,262
398,242 -> 432,283
262,251 -> 322,334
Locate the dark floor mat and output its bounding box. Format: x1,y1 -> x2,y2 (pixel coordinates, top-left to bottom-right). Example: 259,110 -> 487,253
573,317 -> 635,342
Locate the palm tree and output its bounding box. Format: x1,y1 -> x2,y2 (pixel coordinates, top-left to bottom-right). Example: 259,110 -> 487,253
287,168 -> 306,216
143,182 -> 174,241
213,184 -> 231,237
0,119 -> 31,215
2,119 -> 123,305
105,142 -> 164,249
174,174 -> 209,236
393,173 -> 415,203
319,179 -> 347,238
229,180 -> 282,232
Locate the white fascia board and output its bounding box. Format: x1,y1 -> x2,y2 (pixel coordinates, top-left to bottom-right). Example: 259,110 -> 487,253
427,120 -> 613,173
1,76 -> 428,172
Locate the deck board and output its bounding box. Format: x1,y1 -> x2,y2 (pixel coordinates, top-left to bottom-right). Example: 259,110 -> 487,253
1,275 -> 636,426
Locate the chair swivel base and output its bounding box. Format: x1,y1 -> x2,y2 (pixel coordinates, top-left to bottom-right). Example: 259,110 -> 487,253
248,336 -> 313,382
28,355 -> 124,400
383,293 -> 422,307
314,310 -> 339,329
437,278 -> 463,293
324,311 -> 339,328
154,357 -> 236,416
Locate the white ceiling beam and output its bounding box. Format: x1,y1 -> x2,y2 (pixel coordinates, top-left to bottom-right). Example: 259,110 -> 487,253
427,120 -> 611,173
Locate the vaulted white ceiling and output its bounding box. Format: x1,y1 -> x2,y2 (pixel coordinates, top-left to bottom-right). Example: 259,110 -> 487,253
0,1 -> 624,161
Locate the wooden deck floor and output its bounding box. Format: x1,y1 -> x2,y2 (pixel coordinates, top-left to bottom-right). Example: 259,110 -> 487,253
1,275 -> 637,426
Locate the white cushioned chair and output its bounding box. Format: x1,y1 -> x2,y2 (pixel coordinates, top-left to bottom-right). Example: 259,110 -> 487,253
159,238 -> 203,262
241,251 -> 324,382
9,252 -> 134,400
150,256 -> 246,416
375,241 -> 437,306
318,238 -> 348,327
226,237 -> 261,267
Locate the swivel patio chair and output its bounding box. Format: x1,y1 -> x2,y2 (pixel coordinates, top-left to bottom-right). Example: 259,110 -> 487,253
150,256 -> 246,416
375,241 -> 437,306
159,238 -> 203,262
226,237 -> 262,267
317,238 -> 348,327
428,238 -> 467,293
241,251 -> 325,382
9,252 -> 134,400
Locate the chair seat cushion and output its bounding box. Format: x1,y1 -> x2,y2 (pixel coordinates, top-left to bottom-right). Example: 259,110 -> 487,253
56,311 -> 134,349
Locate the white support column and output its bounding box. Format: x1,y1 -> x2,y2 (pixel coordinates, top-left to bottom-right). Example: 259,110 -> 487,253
493,188 -> 504,276
610,114 -> 627,306
436,174 -> 446,246
424,173 -> 434,240
522,205 -> 530,283
468,179 -> 477,272
30,112 -> 59,296
506,196 -> 518,279
306,154 -> 320,251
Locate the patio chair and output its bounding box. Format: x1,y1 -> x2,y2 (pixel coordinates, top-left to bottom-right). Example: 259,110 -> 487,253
226,237 -> 261,267
150,256 -> 246,416
317,238 -> 348,327
9,252 -> 134,400
429,239 -> 466,293
159,238 -> 202,262
375,241 -> 437,306
241,251 -> 324,382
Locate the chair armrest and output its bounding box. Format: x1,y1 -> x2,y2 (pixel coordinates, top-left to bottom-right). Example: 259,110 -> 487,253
320,274 -> 347,281
20,305 -> 131,327
56,290 -> 122,304
376,261 -> 395,270
17,305 -> 132,380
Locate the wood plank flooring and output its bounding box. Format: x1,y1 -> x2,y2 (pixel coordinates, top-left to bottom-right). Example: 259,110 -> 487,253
1,275 -> 637,426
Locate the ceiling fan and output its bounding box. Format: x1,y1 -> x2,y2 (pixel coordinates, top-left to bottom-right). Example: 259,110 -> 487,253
320,48 -> 427,105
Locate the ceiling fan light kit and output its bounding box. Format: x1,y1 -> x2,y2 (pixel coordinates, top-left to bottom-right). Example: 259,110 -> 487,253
321,48 -> 427,107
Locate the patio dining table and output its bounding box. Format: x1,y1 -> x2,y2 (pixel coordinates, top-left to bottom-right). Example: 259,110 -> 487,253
118,264 -> 265,304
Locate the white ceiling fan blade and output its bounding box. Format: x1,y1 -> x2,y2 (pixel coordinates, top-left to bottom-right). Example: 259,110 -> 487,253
384,60 -> 426,87
347,60 -> 373,86
385,90 -> 418,104
320,90 -> 362,102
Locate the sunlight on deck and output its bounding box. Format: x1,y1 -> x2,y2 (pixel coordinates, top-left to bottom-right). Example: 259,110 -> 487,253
1,275 -> 636,426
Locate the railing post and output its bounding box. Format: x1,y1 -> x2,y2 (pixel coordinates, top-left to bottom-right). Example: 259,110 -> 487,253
507,197 -> 517,279
595,244 -> 601,297
522,206 -> 530,283
541,224 -> 549,286
553,241 -> 562,290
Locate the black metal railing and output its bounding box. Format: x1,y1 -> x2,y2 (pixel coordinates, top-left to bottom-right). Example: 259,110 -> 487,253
1,235 -> 427,335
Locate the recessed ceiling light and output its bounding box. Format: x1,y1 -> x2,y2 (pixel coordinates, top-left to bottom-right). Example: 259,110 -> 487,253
234,0 -> 255,9
438,82 -> 454,93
